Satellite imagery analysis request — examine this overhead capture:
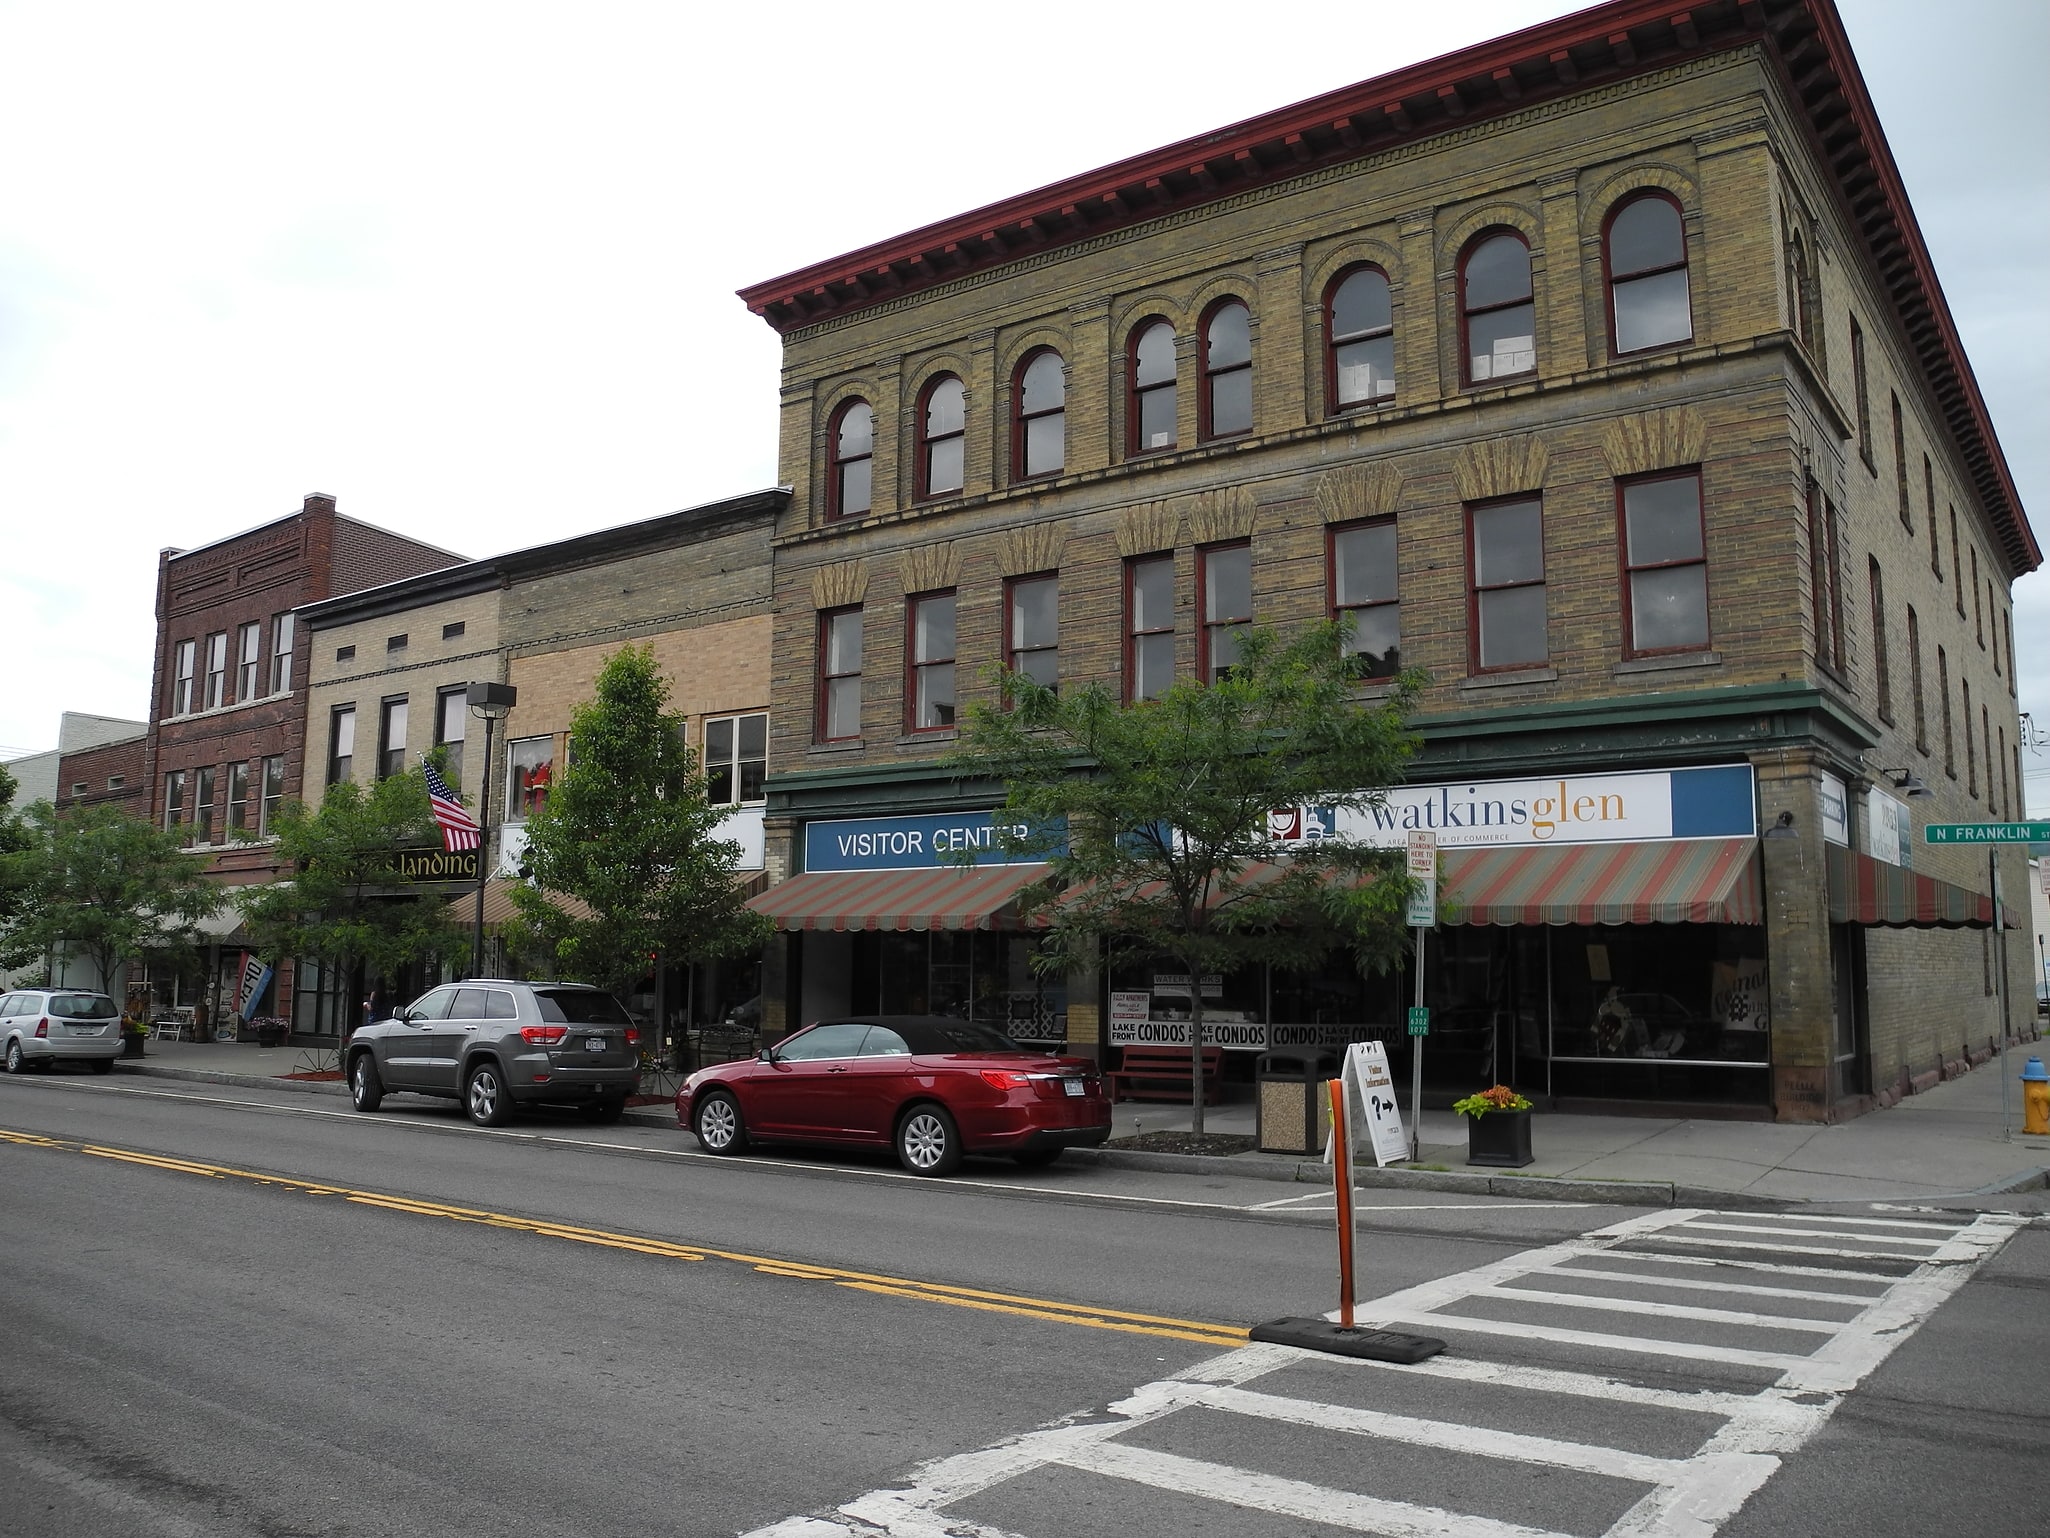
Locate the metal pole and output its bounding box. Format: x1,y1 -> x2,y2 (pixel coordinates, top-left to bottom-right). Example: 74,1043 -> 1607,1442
471,711 -> 497,981
1993,846 -> 2011,1141
1410,925 -> 1426,1163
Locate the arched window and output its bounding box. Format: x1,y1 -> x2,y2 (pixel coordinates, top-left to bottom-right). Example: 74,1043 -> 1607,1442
917,375 -> 966,499
1128,319 -> 1177,456
1013,350 -> 1065,479
1327,266 -> 1395,412
827,400 -> 872,520
1606,193 -> 1691,354
1784,231 -> 1811,349
1200,299 -> 1252,440
1460,231 -> 1535,384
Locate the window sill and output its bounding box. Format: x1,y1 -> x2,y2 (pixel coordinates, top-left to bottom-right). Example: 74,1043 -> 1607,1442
157,689 -> 293,728
1613,651 -> 1723,677
807,739 -> 865,756
896,729 -> 958,746
1460,666 -> 1556,691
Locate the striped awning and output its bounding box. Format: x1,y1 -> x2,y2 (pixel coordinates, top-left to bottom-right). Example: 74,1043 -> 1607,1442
1825,844 -> 1997,928
1440,838 -> 1763,926
747,863 -> 1053,932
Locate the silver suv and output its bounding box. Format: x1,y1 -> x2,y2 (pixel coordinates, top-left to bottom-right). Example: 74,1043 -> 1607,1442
345,980 -> 640,1127
0,989 -> 121,1074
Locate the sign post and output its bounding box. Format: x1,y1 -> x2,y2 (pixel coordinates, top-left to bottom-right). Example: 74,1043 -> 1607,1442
1405,831 -> 1436,1162
1924,823 -> 2033,1140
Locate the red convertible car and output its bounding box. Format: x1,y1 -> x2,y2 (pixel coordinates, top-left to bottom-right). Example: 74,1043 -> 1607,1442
676,1015 -> 1111,1176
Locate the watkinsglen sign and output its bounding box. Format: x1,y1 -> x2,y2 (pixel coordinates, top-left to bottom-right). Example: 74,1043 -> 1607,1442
1269,765 -> 1756,850
393,846 -> 481,883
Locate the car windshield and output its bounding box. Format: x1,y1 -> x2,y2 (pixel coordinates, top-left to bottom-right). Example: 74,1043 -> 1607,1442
534,989 -> 632,1025
927,1021 -> 1026,1054
49,994 -> 115,1019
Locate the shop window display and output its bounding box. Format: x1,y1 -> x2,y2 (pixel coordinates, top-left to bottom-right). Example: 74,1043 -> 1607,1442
505,736 -> 555,820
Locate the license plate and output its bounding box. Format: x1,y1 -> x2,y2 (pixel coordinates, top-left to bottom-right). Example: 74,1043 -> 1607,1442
584,1036 -> 607,1053
1063,1079 -> 1085,1097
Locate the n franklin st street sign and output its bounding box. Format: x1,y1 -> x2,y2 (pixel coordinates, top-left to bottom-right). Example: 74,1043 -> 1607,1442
1922,822 -> 2050,845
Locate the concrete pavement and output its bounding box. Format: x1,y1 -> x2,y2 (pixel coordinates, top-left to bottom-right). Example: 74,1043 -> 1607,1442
96,1033 -> 2050,1209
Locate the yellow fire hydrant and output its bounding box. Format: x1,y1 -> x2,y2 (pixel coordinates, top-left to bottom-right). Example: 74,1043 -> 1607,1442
2023,1057 -> 2050,1136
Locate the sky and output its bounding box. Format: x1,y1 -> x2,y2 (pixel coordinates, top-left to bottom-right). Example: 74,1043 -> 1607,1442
2,1 -> 2045,797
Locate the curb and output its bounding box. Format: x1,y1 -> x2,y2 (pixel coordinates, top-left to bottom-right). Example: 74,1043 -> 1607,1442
113,1060 -> 348,1098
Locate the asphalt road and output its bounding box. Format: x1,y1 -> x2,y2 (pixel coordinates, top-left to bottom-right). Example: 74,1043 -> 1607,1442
1,1069 -> 2041,1538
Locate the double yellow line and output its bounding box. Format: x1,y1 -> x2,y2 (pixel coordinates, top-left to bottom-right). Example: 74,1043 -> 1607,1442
0,1127 -> 1247,1349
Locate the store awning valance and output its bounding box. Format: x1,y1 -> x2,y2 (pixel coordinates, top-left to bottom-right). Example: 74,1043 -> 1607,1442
1440,838 -> 1763,926
1824,844 -> 2000,928
748,863 -> 1053,933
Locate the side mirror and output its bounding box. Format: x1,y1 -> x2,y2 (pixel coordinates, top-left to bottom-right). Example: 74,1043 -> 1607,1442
393,1006 -> 414,1024
756,1047 -> 777,1064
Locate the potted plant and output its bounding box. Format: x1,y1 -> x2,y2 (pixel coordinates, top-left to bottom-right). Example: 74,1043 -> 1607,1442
1453,1084 -> 1534,1168
120,998 -> 150,1058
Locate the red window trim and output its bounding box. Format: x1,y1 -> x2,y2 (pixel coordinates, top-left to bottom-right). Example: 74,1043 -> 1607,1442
816,606 -> 862,743
1011,348 -> 1065,483
1323,264 -> 1394,417
1465,494 -> 1547,674
1123,552 -> 1175,704
1126,317 -> 1178,459
914,375 -> 965,503
1326,516 -> 1400,675
1004,571 -> 1058,688
1616,468 -> 1711,661
1457,228 -> 1535,389
1601,190 -> 1692,359
903,589 -> 958,735
1196,540 -> 1251,684
825,398 -> 872,522
1197,297 -> 1251,444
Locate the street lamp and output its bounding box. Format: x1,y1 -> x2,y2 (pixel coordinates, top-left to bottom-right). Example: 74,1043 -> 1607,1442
1876,767 -> 1934,798
466,681 -> 517,978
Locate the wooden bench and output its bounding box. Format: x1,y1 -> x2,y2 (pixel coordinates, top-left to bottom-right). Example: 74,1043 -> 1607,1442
1105,1045 -> 1226,1105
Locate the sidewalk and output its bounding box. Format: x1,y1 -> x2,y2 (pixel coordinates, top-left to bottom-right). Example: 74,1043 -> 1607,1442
107,1035 -> 2050,1209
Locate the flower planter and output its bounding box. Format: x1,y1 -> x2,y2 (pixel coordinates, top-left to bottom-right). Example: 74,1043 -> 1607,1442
121,1035 -> 147,1059
1464,1108 -> 1533,1168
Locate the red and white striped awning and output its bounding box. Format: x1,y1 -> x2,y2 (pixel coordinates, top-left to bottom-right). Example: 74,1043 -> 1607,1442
747,864 -> 1053,932
1439,838 -> 1763,926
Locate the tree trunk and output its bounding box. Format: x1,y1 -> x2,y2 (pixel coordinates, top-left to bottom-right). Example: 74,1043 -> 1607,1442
1188,971 -> 1207,1138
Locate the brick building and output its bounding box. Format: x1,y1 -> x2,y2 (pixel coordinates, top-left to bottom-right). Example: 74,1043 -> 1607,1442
56,721 -> 150,819
736,0 -> 2036,1121
146,493 -> 462,1019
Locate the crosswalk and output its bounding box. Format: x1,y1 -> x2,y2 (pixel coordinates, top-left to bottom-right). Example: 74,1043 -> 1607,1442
742,1206 -> 2026,1538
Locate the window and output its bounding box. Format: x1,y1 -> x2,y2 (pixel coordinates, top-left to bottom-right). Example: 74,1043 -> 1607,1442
908,591 -> 957,730
704,713 -> 767,805
443,621 -> 466,641
270,613 -> 294,693
237,622 -> 261,701
1850,316 -> 1872,463
1013,351 -> 1065,479
1125,554 -> 1175,701
336,645 -> 356,663
1908,606 -> 1927,752
1327,266 -> 1394,411
1808,483 -> 1842,672
328,706 -> 355,785
1330,520 -> 1400,679
435,686 -> 467,790
818,607 -> 863,741
1200,299 -> 1252,440
260,756 -> 285,835
193,765 -> 216,844
1461,231 -> 1535,384
1964,681 -> 1977,796
1939,646 -> 1954,777
1469,497 -> 1547,670
1867,559 -> 1891,723
1984,707 -> 1996,814
1927,458 -> 1940,576
1972,549 -> 1983,644
108,775 -> 124,791
2005,611 -> 2016,696
827,400 -> 873,519
1950,508 -> 1963,615
69,782 -> 86,797
1605,193 -> 1691,354
917,375 -> 966,499
227,760 -> 251,833
163,770 -> 185,833
172,639 -> 196,715
204,632 -> 228,710
506,736 -> 555,819
2000,727 -> 2010,814
1007,574 -> 1058,689
378,696 -> 409,779
1891,394 -> 1910,526
1199,543 -> 1251,683
1620,471 -> 1709,656
387,633 -> 408,653
1128,319 -> 1177,455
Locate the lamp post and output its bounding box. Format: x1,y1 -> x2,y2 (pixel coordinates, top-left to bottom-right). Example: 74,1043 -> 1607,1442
466,681 -> 517,979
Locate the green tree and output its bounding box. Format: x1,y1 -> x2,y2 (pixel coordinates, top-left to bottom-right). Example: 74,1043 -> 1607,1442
947,622 -> 1422,1134
507,645 -> 771,997
0,802 -> 222,993
236,771 -> 463,1005
0,764 -> 31,934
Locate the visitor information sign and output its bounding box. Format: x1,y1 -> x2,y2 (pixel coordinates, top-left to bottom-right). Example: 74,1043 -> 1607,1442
1326,1041 -> 1408,1168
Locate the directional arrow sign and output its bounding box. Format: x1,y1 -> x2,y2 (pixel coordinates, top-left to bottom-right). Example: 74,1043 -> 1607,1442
1923,823 -> 2050,844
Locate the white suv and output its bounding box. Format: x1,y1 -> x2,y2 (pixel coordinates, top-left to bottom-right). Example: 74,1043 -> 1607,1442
1,989 -> 121,1074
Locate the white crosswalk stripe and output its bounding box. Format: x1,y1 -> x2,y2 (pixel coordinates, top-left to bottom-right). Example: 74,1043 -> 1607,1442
742,1207 -> 2025,1538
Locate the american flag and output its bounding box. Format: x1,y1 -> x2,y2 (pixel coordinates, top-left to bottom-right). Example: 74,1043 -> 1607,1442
422,762 -> 482,852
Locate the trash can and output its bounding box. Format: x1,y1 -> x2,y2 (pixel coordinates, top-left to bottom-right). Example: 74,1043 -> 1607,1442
1256,1049 -> 1337,1155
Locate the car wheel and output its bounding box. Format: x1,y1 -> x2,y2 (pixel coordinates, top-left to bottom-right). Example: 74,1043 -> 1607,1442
581,1093 -> 626,1125
89,1058 -> 114,1076
692,1091 -> 747,1154
465,1062 -> 512,1127
1012,1147 -> 1062,1169
4,1039 -> 22,1074
896,1104 -> 962,1177
349,1054 -> 384,1113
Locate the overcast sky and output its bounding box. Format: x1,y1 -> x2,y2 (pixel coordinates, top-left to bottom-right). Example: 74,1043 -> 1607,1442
2,1 -> 2044,798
